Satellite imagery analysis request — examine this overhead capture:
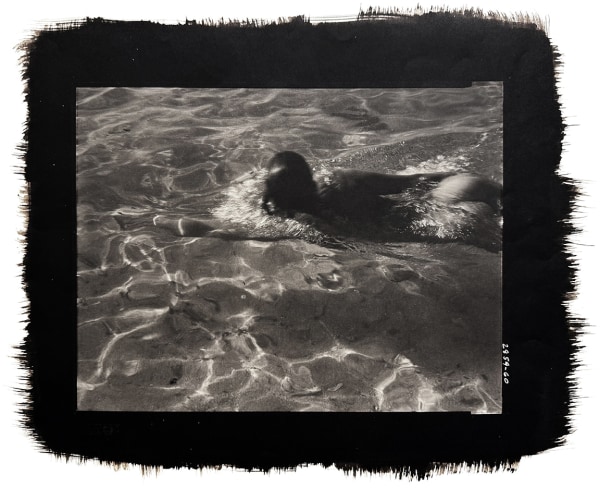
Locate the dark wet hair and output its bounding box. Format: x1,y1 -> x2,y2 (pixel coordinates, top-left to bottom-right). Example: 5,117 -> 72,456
262,151 -> 319,217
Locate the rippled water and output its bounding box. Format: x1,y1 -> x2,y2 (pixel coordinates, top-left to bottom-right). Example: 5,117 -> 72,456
77,85 -> 503,412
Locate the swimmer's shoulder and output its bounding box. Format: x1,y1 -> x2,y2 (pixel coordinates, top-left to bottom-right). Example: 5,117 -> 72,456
316,169 -> 390,220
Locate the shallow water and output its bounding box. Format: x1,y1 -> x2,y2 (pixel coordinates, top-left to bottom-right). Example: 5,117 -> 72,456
77,85 -> 503,412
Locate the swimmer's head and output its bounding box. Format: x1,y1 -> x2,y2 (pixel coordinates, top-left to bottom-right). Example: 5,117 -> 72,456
262,151 -> 319,217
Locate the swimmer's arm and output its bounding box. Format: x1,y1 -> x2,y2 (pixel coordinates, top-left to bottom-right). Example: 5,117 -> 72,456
334,169 -> 455,195
153,215 -> 281,241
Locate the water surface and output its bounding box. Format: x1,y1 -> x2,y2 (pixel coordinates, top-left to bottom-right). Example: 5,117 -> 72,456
77,85 -> 503,412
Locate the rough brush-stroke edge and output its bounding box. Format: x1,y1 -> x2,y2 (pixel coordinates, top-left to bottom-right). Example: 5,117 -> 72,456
16,10 -> 578,479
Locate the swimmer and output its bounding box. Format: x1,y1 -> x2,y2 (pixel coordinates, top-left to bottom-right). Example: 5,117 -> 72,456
261,151 -> 501,220
153,150 -> 501,238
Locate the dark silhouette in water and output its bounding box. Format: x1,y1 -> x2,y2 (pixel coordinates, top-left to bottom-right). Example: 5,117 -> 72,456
153,151 -> 501,250
261,151 -> 320,217
262,151 -> 501,221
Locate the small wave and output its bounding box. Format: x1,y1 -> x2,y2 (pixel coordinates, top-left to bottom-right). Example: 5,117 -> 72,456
212,169 -> 329,244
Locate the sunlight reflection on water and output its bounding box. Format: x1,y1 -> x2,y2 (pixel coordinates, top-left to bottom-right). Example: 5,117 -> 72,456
77,86 -> 503,412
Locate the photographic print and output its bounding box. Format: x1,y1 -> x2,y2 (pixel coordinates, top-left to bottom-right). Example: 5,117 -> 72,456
76,85 -> 503,412
22,12 -> 573,473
